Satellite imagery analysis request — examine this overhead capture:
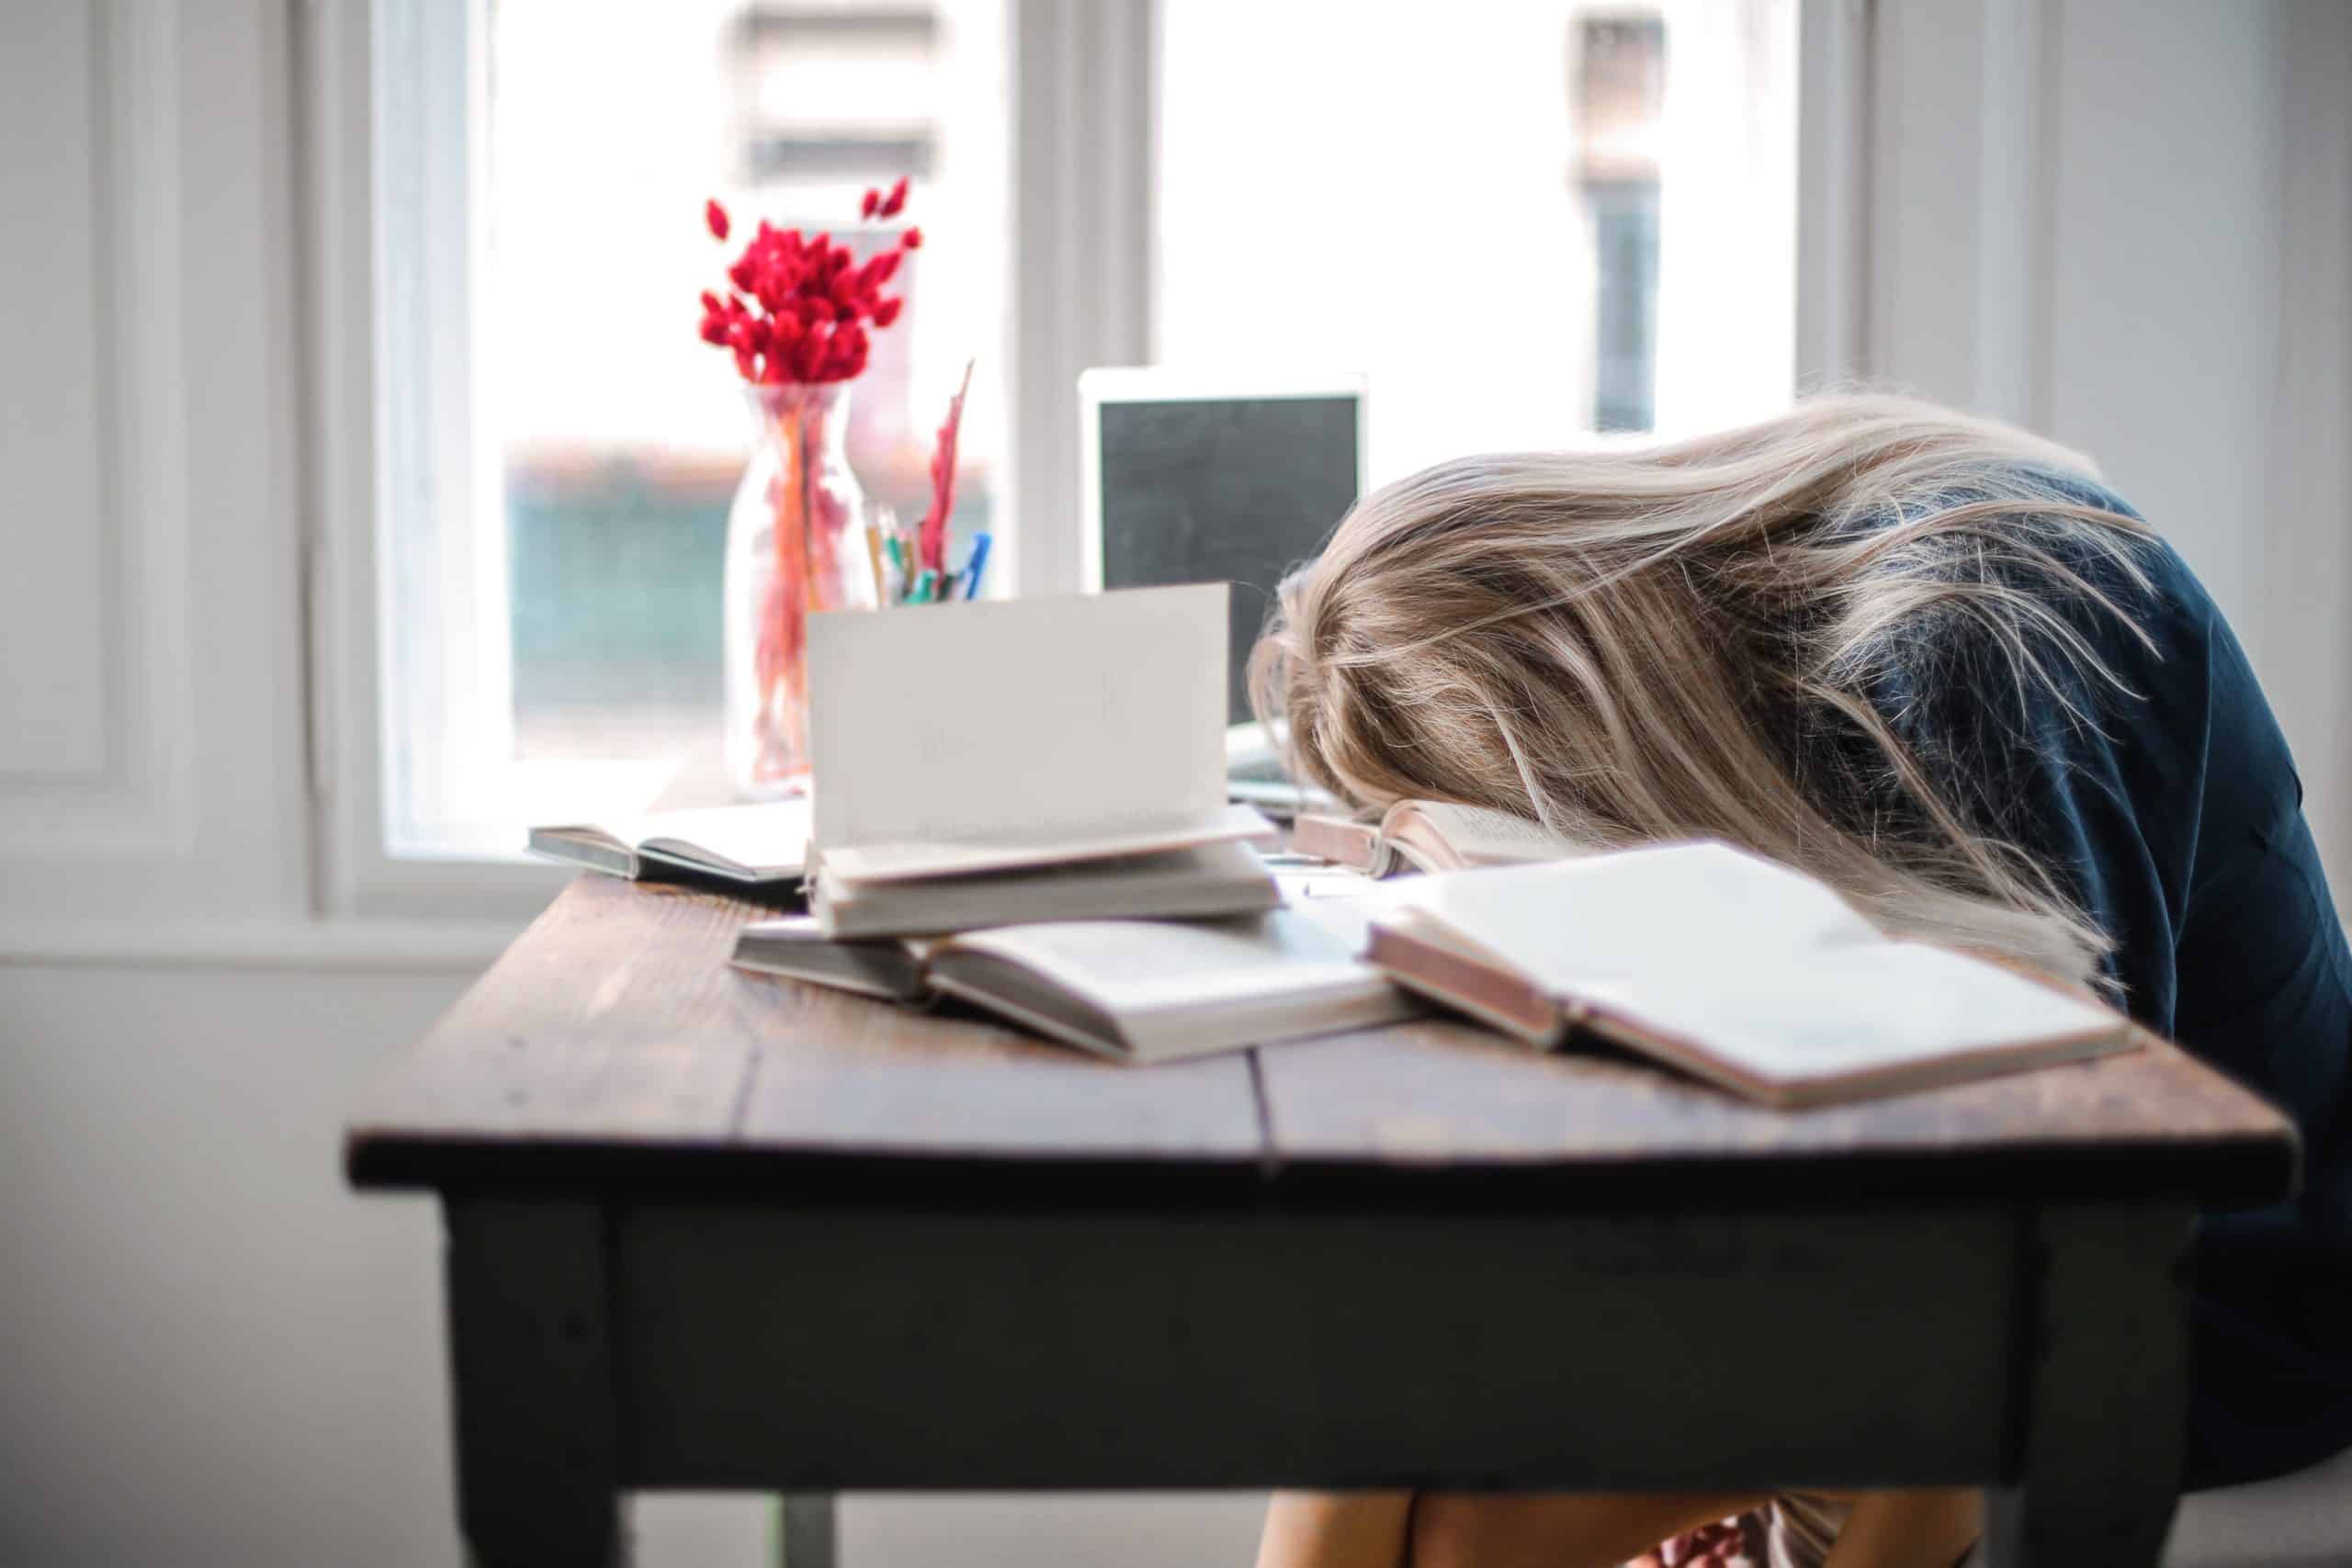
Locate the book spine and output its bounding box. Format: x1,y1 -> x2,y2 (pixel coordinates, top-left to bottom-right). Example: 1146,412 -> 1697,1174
1363,924 -> 1565,1047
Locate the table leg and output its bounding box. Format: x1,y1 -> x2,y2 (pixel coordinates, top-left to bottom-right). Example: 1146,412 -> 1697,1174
447,1200 -> 628,1567
1984,1205 -> 2194,1567
781,1494 -> 836,1567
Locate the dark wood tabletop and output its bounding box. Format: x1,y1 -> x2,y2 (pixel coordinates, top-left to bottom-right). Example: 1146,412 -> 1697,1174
345,873 -> 2298,1211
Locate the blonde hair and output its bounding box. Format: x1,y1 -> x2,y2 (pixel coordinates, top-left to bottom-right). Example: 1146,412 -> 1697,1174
1250,393 -> 2159,987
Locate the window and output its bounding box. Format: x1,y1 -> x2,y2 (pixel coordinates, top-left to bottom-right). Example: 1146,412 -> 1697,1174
373,0 -> 1008,855
363,0 -> 1792,867
1156,0 -> 1796,481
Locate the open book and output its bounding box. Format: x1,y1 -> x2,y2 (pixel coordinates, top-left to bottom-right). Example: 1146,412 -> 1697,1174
732,901 -> 1420,1063
1366,840 -> 2134,1107
1294,800 -> 1587,876
804,584 -> 1276,935
527,801 -> 811,888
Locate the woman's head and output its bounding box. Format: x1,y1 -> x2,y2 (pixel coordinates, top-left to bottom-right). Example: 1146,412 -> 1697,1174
1250,393 -> 2154,984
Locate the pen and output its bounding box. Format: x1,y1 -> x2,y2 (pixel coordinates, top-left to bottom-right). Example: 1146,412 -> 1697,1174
960,532 -> 993,602
883,535 -> 907,601
910,569 -> 937,604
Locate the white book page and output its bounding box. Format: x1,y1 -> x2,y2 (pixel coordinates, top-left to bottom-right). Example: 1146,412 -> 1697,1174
808,584 -> 1228,852
818,802 -> 1271,885
1391,840 -> 1883,993
944,901 -> 1387,1018
1396,801 -> 1587,869
1582,942 -> 2125,1089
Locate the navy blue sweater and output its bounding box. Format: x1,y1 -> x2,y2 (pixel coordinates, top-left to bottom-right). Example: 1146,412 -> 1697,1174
1845,469 -> 2352,1487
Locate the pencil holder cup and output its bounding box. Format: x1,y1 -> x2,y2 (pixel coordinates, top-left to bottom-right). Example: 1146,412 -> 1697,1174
724,381 -> 876,799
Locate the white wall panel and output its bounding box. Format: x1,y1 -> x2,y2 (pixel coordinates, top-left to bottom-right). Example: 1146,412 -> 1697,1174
0,4 -> 114,779
0,0 -> 311,920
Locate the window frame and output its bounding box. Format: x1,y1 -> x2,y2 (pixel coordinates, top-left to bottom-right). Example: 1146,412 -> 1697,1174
300,0 -> 1865,919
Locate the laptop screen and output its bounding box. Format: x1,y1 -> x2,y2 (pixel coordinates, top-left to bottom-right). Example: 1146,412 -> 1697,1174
1094,392 -> 1362,723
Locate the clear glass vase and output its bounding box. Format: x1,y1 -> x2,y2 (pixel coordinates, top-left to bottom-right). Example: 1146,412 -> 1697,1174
724,381 -> 876,798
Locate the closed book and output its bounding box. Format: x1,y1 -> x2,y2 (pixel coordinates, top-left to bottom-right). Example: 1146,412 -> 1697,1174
1365,840 -> 2136,1108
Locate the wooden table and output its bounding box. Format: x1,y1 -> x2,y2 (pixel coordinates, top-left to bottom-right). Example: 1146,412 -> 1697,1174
345,875 -> 2298,1567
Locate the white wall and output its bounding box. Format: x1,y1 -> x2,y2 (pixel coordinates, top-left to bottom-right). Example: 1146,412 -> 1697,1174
0,963 -> 1270,1568
1864,0 -> 2352,885
0,964 -> 462,1564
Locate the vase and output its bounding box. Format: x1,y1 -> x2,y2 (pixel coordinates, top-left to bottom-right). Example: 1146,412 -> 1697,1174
724,381 -> 876,798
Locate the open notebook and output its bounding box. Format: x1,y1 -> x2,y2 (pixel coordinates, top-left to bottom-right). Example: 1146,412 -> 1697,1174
527,801 -> 811,888
1293,800 -> 1587,876
803,584 -> 1275,935
1366,840 -> 2134,1107
732,899 -> 1420,1063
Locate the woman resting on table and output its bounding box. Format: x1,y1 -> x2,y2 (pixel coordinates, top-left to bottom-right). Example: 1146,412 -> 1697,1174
1245,395 -> 2352,1568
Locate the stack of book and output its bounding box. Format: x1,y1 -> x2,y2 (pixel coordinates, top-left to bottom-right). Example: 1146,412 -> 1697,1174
537,585 -> 1425,1064
534,585 -> 2136,1104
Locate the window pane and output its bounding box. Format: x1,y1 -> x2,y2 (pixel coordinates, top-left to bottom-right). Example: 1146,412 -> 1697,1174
482,0 -> 1008,766
1156,0 -> 1796,482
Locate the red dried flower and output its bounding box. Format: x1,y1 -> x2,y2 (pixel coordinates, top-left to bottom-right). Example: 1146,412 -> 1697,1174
915,359 -> 975,571
696,179 -> 921,386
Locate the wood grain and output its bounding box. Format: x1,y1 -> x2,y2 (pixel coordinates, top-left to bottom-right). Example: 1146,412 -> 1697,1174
1252,1020 -> 2297,1208
345,874 -> 1263,1190
347,874 -> 2297,1209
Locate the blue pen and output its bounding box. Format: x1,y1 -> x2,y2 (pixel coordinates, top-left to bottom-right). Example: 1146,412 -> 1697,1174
960,532 -> 993,601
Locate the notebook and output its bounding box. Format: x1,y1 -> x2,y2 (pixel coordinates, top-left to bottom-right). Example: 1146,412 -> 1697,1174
803,584 -> 1277,933
731,899 -> 1421,1062
527,801 -> 812,888
1365,840 -> 2135,1107
1293,799 -> 1588,876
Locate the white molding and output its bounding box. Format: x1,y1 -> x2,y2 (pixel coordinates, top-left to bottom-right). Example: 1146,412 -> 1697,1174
1008,0 -> 1153,598
0,0 -> 322,926
1795,0 -> 1872,389
300,0 -> 581,921
0,0 -> 197,860
1967,0 -> 2052,429
2258,0 -> 2352,892
1852,0 -> 2059,425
